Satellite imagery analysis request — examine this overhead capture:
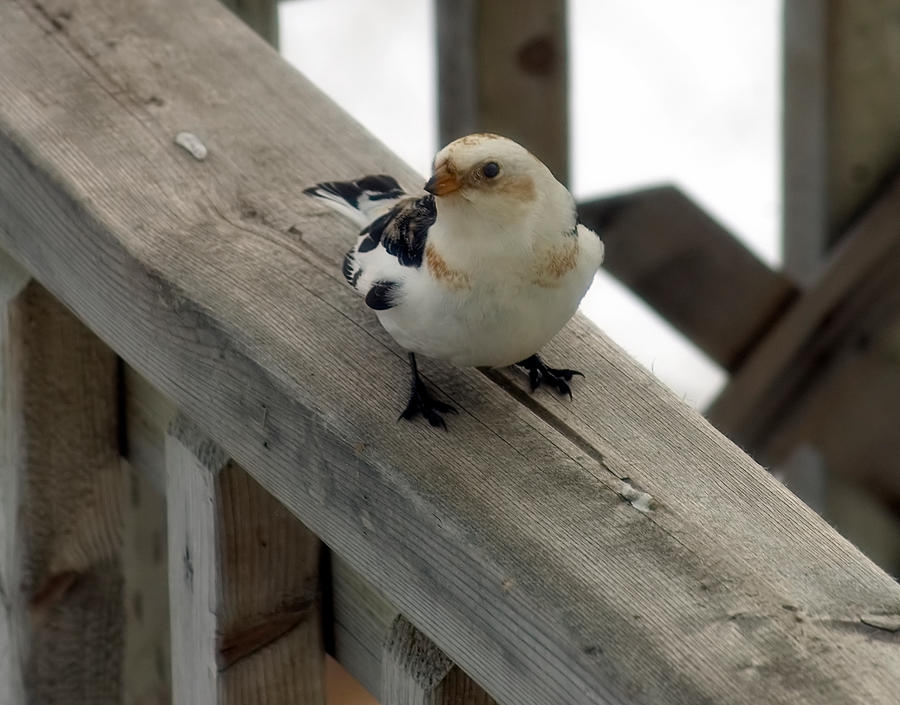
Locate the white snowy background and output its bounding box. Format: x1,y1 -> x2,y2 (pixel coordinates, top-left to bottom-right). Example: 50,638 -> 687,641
279,0 -> 782,409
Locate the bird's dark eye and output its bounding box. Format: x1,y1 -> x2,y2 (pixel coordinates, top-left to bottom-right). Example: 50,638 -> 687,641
482,161 -> 500,179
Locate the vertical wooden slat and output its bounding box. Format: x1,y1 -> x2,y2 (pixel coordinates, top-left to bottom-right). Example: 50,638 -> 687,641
782,0 -> 828,283
122,460 -> 171,705
0,250 -> 31,705
165,414 -> 325,705
783,0 -> 900,283
826,0 -> 900,237
0,267 -> 123,702
381,616 -> 496,705
436,0 -> 569,181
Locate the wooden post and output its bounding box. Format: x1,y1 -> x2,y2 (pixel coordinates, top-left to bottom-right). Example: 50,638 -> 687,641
783,0 -> 900,282
121,460 -> 171,705
381,616 -> 495,705
0,266 -> 123,702
165,414 -> 324,705
782,0 -> 827,283
0,250 -> 31,705
436,0 -> 569,181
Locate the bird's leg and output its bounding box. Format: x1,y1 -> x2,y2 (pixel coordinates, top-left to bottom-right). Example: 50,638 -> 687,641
514,354 -> 584,398
399,353 -> 457,429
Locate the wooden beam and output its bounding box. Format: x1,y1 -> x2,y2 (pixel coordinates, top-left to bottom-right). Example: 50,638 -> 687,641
125,367 -> 390,699
381,616 -> 453,705
125,367 -> 492,703
1,1 -> 899,703
382,616 -> 496,705
782,0 -> 828,282
0,278 -> 122,703
330,553 -> 396,697
166,414 -> 324,705
436,0 -> 568,181
826,0 -> 900,237
578,186 -> 798,371
783,0 -> 900,282
708,175 -> 900,515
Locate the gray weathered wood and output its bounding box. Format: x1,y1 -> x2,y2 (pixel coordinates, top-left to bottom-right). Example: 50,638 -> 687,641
2,1 -> 900,703
382,616 -> 496,705
0,278 -> 123,704
783,0 -> 900,282
0,253 -> 30,705
436,0 -> 568,181
166,414 -> 325,705
122,459 -> 171,705
382,616 -> 453,705
331,554 -> 396,697
124,371 -> 462,703
126,366 -> 391,698
578,186 -> 797,371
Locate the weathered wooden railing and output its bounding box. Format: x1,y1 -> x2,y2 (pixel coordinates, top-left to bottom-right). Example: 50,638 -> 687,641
1,1 -> 899,703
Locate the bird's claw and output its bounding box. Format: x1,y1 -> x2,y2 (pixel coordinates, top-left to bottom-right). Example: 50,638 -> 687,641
399,376 -> 457,430
517,355 -> 583,399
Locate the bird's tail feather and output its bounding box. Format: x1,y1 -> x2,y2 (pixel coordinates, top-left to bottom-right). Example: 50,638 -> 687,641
303,174 -> 407,227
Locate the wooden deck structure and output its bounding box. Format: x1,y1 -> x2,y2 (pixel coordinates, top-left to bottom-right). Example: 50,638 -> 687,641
1,1 -> 900,704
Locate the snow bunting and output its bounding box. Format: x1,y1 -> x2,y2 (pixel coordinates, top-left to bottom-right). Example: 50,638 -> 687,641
305,133 -> 604,428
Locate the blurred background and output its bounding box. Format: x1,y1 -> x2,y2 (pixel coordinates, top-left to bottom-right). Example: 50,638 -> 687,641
224,0 -> 900,700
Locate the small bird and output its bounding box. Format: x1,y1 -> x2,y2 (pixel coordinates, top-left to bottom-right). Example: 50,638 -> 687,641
305,133 -> 604,428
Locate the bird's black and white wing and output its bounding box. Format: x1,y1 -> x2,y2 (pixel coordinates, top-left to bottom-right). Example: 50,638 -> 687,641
303,174 -> 407,227
304,176 -> 436,311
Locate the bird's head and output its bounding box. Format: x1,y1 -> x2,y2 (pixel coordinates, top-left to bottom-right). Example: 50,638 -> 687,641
424,134 -> 563,223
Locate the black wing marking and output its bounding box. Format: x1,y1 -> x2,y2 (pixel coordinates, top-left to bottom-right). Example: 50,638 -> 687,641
355,175 -> 405,201
303,174 -> 405,210
342,252 -> 363,288
365,281 -> 399,310
357,194 -> 436,268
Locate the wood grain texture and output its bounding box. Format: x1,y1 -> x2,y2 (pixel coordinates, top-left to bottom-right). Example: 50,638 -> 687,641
382,616 -> 453,705
578,186 -> 798,370
331,554 -> 396,697
126,373 -> 396,702
0,280 -> 122,704
436,0 -> 569,181
0,254 -> 30,705
382,616 -> 497,705
166,414 -> 325,705
122,459 -> 171,705
1,1 -> 899,703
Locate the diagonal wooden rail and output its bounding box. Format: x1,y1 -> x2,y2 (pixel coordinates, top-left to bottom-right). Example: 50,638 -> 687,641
1,1 -> 899,703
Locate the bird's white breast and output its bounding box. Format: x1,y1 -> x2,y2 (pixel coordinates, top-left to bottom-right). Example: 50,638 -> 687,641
377,225 -> 602,368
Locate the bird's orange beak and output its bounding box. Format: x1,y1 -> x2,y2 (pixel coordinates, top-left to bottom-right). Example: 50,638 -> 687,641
425,162 -> 462,196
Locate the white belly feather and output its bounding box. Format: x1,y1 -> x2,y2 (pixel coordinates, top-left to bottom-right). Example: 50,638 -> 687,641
377,227 -> 603,368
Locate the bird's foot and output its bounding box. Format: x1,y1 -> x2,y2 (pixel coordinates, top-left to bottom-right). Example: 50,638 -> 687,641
515,354 -> 584,398
399,375 -> 457,430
